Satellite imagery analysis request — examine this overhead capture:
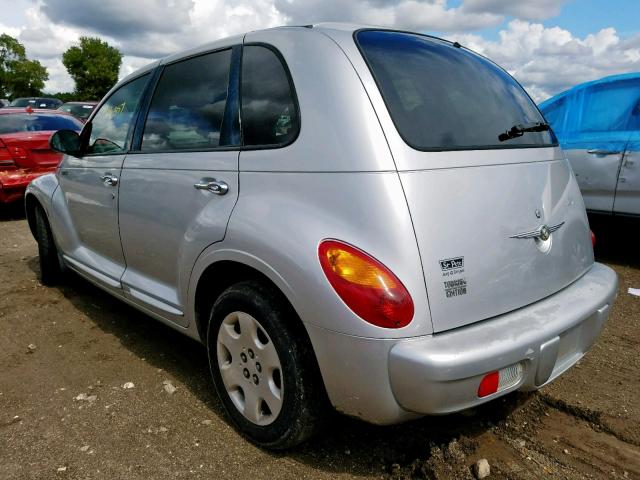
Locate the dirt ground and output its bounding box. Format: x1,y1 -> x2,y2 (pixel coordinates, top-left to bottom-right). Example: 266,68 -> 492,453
1,204 -> 638,480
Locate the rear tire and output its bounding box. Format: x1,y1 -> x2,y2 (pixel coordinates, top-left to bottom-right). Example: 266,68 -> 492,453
207,280 -> 326,449
34,205 -> 62,285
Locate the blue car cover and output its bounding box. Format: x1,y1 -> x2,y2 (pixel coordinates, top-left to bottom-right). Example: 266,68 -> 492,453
539,72 -> 640,152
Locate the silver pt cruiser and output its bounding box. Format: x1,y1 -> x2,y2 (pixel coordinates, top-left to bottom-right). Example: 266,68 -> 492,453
26,23 -> 618,449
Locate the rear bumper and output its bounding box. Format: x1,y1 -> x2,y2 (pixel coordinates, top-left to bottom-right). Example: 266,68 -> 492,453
308,262 -> 617,424
0,169 -> 54,203
388,262 -> 617,415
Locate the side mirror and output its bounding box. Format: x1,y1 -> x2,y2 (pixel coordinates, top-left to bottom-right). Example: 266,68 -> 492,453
50,129 -> 82,157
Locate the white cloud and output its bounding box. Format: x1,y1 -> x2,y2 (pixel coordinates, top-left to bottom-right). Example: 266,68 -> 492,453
1,0 -> 638,102
452,20 -> 640,102
461,0 -> 566,21
41,0 -> 194,37
273,0 -> 504,32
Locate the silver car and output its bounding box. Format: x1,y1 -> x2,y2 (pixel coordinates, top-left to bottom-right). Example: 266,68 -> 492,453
26,24 -> 618,449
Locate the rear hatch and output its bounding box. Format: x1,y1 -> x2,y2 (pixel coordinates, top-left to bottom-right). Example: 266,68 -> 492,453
0,131 -> 61,169
354,29 -> 595,332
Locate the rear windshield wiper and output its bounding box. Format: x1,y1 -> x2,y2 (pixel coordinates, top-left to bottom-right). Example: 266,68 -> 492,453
498,122 -> 550,142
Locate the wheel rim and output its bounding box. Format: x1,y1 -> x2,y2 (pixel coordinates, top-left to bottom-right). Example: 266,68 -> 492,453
216,311 -> 283,426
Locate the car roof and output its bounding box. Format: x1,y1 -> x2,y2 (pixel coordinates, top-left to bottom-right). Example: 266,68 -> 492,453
61,101 -> 98,105
539,72 -> 640,108
120,23 -> 452,84
11,97 -> 61,101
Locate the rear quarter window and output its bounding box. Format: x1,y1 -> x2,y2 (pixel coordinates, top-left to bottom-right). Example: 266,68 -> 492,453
240,45 -> 299,147
356,30 -> 555,151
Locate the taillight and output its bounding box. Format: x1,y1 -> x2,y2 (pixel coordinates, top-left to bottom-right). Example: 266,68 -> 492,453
8,145 -> 28,160
0,140 -> 16,170
590,230 -> 596,248
318,239 -> 414,328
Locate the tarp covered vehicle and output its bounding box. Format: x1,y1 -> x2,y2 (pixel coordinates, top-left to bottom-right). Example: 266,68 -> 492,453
539,73 -> 640,215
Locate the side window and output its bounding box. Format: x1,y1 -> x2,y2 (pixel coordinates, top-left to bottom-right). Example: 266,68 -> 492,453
241,45 -> 299,147
87,74 -> 149,155
579,79 -> 640,133
141,49 -> 232,152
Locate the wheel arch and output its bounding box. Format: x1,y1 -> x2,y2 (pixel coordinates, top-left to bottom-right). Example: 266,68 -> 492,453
24,172 -> 59,238
194,259 -> 280,342
192,255 -> 329,401
24,192 -> 40,237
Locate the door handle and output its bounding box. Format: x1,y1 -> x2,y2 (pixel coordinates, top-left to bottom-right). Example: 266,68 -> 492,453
100,173 -> 119,186
194,178 -> 229,195
587,149 -> 621,156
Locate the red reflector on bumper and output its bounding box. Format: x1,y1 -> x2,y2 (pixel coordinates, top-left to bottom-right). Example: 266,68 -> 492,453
477,371 -> 499,397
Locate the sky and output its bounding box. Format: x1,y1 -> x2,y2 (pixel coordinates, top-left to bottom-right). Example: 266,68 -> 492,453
1,0 -> 639,102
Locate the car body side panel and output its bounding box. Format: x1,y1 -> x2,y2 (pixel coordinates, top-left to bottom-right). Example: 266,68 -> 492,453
564,148 -> 624,213
54,155 -> 126,287
118,152 -> 239,325
613,139 -> 640,215
210,170 -> 432,339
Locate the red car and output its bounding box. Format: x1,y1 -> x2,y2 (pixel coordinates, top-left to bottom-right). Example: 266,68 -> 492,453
0,108 -> 83,204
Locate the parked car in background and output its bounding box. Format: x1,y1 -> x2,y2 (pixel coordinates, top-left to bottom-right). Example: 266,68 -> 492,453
57,101 -> 98,122
26,24 -> 617,449
0,108 -> 82,203
0,99 -> 10,108
9,97 -> 63,110
540,73 -> 640,215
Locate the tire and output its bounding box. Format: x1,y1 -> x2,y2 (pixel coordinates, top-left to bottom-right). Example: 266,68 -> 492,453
207,280 -> 326,449
34,204 -> 62,285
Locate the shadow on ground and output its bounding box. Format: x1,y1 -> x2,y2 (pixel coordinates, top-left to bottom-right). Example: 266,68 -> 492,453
31,263 -> 531,475
0,202 -> 26,221
590,213 -> 640,268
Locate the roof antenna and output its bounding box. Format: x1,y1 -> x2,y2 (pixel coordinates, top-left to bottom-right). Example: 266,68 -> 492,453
453,41 -> 462,48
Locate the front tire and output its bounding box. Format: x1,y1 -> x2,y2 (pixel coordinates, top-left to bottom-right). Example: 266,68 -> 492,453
34,205 -> 62,285
207,280 -> 325,449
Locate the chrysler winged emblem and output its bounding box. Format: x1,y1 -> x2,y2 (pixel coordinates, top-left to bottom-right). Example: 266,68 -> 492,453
510,222 -> 565,241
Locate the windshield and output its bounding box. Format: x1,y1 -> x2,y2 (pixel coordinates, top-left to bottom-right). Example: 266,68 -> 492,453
0,114 -> 82,134
59,103 -> 95,120
356,30 -> 555,151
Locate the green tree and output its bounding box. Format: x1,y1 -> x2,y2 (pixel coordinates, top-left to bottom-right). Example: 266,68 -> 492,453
0,34 -> 48,98
62,37 -> 122,100
49,91 -> 77,103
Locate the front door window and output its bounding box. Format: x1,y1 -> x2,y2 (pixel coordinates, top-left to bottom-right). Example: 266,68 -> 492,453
87,74 -> 150,155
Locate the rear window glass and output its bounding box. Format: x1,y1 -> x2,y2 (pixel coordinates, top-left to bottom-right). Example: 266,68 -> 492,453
10,98 -> 61,108
0,114 -> 82,134
356,30 -> 555,151
241,45 -> 299,147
